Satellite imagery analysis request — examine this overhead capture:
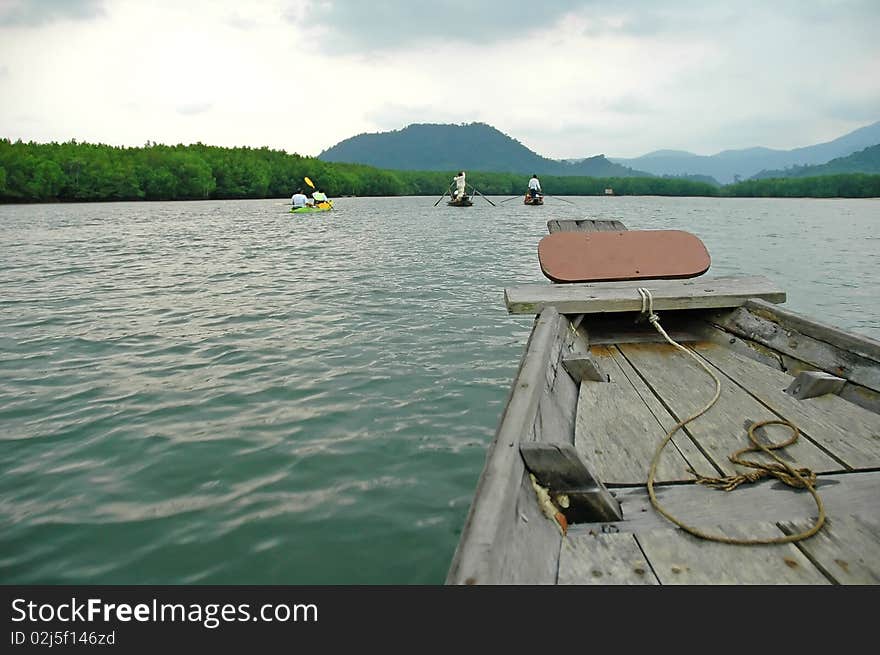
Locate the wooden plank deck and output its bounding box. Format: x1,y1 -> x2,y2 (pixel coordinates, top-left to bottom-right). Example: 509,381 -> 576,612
711,302 -> 880,392
572,471 -> 880,535
779,515 -> 880,584
635,523 -> 830,584
692,340 -> 880,468
616,342 -> 842,476
558,532 -> 658,585
560,329 -> 880,585
705,301 -> 880,414
574,345 -> 717,484
558,472 -> 880,584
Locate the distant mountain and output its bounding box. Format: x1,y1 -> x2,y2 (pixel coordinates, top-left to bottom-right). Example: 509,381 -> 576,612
610,120 -> 880,184
751,144 -> 880,179
318,122 -> 652,177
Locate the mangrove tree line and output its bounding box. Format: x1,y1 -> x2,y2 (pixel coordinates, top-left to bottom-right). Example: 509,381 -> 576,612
1,138 -> 878,202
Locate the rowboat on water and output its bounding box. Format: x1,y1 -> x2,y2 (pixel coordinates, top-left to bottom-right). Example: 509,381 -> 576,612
524,194 -> 544,205
448,196 -> 474,207
447,218 -> 880,585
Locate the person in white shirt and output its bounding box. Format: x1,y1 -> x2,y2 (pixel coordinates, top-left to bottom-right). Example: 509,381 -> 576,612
291,189 -> 308,208
528,174 -> 542,198
452,171 -> 466,200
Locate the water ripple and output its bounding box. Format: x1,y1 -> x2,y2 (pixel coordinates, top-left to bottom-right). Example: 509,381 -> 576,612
0,196 -> 877,583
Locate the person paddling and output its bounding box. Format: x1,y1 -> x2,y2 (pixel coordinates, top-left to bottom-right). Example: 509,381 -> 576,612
528,174 -> 542,198
452,171 -> 467,201
291,189 -> 308,208
311,189 -> 331,209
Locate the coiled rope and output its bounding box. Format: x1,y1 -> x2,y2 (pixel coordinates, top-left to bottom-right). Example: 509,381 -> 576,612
637,287 -> 825,545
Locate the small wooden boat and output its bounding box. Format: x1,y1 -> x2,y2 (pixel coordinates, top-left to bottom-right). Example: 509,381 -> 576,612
524,194 -> 544,205
448,196 -> 474,207
447,218 -> 880,585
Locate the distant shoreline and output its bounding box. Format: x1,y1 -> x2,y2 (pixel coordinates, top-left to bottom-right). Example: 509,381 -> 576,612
2,139 -> 878,202
4,193 -> 880,207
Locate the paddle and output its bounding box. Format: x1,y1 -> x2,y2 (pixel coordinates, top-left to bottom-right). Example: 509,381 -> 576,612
434,183 -> 454,206
544,193 -> 576,205
469,185 -> 496,206
305,175 -> 335,208
499,196 -> 522,203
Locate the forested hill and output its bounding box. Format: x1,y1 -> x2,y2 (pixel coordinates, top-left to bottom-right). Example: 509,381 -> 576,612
751,144 -> 880,179
318,122 -> 651,177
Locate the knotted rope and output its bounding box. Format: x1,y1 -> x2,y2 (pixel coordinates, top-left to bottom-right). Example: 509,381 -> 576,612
637,287 -> 825,545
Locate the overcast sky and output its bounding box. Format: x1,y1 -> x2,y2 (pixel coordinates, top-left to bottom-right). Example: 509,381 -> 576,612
1,0 -> 878,159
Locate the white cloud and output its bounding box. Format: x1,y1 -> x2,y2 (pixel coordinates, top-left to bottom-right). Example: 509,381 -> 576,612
0,0 -> 877,159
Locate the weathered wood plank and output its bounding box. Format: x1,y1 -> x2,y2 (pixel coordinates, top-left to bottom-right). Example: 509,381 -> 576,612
710,303 -> 880,393
606,345 -> 718,480
838,384 -> 880,415
696,316 -> 880,415
745,298 -> 880,363
567,470 -> 880,536
574,345 -> 717,484
505,276 -> 786,315
618,342 -> 841,475
494,470 -> 564,584
534,314 -> 582,447
782,515 -> 880,584
547,219 -> 627,233
693,341 -> 880,469
694,315 -> 787,370
558,533 -> 659,585
636,523 -> 830,584
446,308 -> 564,584
536,384 -> 574,447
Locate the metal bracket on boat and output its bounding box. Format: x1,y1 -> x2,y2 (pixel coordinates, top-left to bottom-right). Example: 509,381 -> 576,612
519,442 -> 622,524
784,370 -> 846,400
561,355 -> 609,383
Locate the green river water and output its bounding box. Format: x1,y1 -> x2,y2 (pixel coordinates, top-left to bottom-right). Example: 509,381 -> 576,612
1,195 -> 877,583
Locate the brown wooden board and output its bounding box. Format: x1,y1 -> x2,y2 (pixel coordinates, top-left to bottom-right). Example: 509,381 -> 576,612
538,230 -> 711,283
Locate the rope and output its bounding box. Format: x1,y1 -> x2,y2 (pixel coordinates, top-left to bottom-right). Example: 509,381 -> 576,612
637,287 -> 826,545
